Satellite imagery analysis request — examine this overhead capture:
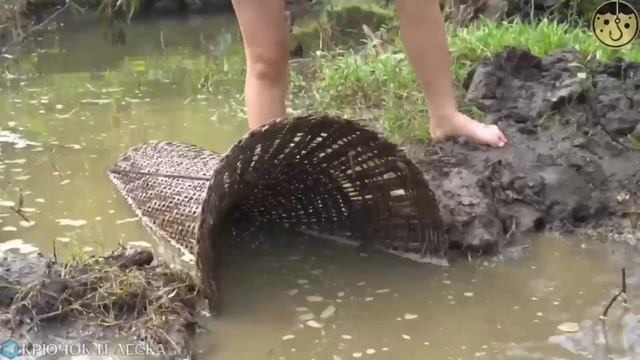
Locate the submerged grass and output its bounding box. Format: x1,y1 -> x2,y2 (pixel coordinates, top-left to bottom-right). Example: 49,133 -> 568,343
291,17 -> 640,142
1,246 -> 202,356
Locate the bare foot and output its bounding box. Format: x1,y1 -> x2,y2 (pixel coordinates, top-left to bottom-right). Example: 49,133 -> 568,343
430,111 -> 508,148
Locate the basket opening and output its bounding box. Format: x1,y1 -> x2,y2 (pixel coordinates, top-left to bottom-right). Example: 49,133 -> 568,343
220,162 -> 364,249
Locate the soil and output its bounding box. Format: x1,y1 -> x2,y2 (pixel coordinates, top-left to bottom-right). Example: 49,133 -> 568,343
405,47 -> 640,256
0,246 -> 203,359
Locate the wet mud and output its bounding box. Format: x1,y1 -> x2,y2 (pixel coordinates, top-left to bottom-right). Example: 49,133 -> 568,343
406,47 -> 639,256
0,246 -> 203,359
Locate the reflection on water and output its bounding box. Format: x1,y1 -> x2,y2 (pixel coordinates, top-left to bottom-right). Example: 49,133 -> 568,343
1,13 -> 640,360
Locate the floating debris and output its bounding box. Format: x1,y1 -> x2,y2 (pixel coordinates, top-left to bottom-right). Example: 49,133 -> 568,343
357,282 -> 366,286
56,219 -> 87,227
341,335 -> 352,340
116,217 -> 139,224
282,335 -> 295,341
82,247 -> 94,252
19,220 -> 36,228
60,180 -> 71,185
365,349 -> 375,355
21,208 -> 37,213
352,352 -> 362,358
80,99 -> 113,105
320,305 -> 336,319
286,289 -> 299,296
464,292 -> 474,297
402,334 -> 411,340
55,237 -> 71,243
404,313 -> 419,320
365,297 -> 373,302
4,159 -> 26,164
305,320 -> 323,329
295,307 -> 308,312
297,279 -> 309,285
35,198 -> 45,203
307,296 -> 324,302
375,289 -> 390,294
337,292 -> 345,297
2,226 -> 17,232
128,241 -> 152,248
557,322 -> 580,333
310,269 -> 323,275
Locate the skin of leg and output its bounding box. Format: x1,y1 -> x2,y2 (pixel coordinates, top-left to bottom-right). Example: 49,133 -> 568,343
395,0 -> 508,147
232,0 -> 290,130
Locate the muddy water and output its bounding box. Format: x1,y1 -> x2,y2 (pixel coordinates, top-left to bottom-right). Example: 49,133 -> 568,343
0,15 -> 247,258
1,14 -> 640,360
205,235 -> 640,360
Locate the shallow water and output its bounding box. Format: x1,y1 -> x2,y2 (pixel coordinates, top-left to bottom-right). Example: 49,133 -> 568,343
1,12 -> 640,360
0,14 -> 247,258
200,234 -> 640,360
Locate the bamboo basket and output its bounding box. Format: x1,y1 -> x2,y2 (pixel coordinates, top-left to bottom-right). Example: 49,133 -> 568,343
108,114 -> 447,309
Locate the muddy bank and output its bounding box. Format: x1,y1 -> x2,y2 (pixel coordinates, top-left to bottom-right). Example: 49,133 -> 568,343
405,47 -> 639,255
0,245 -> 203,359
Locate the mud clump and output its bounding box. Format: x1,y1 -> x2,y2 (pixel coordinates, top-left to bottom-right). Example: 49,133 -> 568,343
0,246 -> 204,359
406,47 -> 639,255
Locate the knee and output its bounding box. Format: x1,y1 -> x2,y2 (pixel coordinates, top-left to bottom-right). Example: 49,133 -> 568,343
246,44 -> 289,84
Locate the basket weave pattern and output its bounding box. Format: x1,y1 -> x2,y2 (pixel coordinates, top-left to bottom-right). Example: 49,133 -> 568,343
109,115 -> 447,308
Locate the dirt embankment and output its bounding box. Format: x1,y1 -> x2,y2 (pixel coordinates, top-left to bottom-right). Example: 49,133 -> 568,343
406,47 -> 639,256
0,246 -> 203,359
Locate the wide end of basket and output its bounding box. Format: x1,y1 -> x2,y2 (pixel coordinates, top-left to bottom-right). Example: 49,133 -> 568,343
195,114 -> 449,306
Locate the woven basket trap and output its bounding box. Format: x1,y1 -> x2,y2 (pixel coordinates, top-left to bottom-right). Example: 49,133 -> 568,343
108,114 -> 448,306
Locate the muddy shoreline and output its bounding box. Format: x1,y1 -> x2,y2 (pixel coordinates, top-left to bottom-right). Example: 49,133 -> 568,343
406,47 -> 639,256
0,246 -> 203,359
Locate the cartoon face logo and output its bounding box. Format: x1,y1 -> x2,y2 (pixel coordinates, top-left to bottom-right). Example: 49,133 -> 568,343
592,0 -> 639,48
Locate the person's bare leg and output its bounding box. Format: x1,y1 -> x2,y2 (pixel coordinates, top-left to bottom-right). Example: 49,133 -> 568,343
232,0 -> 289,129
396,0 -> 507,147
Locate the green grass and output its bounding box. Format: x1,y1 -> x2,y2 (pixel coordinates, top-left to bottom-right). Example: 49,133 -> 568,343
290,17 -> 640,142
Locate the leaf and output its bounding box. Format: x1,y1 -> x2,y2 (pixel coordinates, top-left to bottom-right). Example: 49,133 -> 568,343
404,313 -> 418,320
320,305 -> 336,319
55,219 -> 87,227
557,322 -> 580,333
305,320 -> 324,328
